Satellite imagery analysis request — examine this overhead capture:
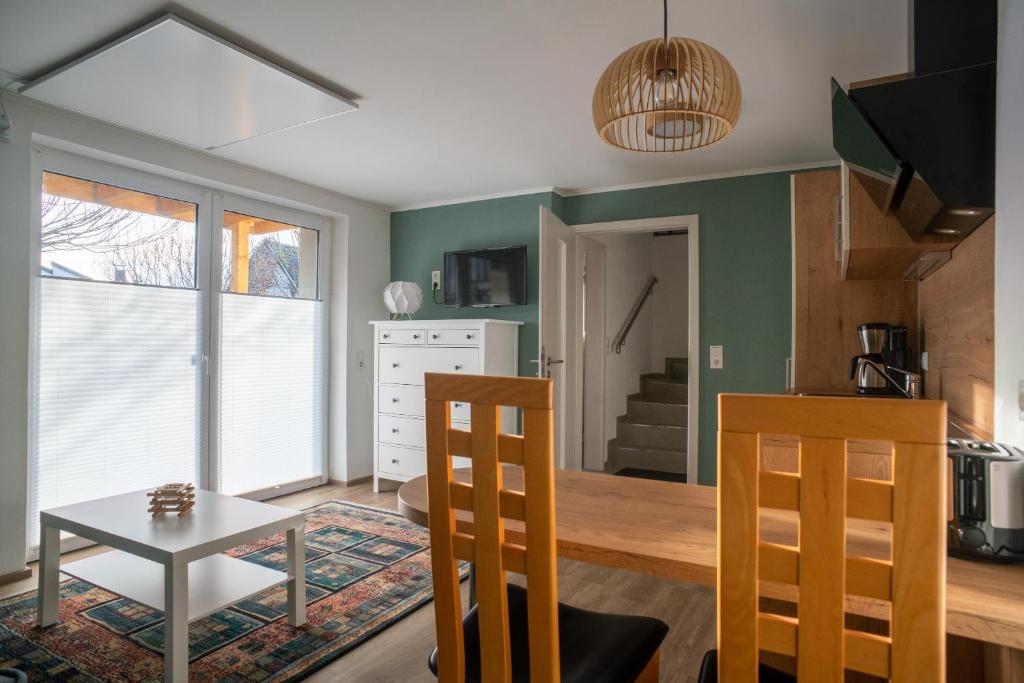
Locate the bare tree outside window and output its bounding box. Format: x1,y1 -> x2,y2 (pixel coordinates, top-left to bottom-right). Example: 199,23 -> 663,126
40,172 -> 199,289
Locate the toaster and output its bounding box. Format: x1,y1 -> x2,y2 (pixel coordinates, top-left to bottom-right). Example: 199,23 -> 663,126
947,440 -> 1024,562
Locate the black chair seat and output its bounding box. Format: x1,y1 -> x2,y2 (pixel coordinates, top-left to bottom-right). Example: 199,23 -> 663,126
429,584 -> 668,683
697,649 -> 795,682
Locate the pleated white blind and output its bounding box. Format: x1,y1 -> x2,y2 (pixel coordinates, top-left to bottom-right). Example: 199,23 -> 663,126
218,293 -> 324,495
31,278 -> 200,547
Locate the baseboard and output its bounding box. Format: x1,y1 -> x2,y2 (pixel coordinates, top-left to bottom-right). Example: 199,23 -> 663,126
329,475 -> 372,488
0,566 -> 31,586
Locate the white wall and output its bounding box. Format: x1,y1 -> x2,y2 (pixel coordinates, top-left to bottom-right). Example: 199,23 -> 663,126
650,233 -> 688,370
594,232 -> 654,442
0,95 -> 389,577
995,0 -> 1024,447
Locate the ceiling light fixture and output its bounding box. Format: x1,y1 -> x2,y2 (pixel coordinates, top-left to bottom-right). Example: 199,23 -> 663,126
593,0 -> 742,152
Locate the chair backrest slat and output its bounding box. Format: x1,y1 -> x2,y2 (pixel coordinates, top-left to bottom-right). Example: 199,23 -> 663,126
892,441 -> 946,681
425,397 -> 466,683
796,436 -> 847,681
468,402 -> 511,680
425,373 -> 558,683
717,394 -> 947,682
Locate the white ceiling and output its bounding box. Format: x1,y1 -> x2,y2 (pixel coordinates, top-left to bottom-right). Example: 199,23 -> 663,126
0,1 -> 908,209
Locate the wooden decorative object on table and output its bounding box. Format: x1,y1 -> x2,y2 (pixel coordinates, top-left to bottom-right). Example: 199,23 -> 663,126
147,483 -> 195,517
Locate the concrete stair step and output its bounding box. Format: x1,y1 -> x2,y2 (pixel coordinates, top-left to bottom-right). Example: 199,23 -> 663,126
664,357 -> 688,382
626,393 -> 687,426
607,439 -> 687,474
641,376 -> 688,404
616,416 -> 686,449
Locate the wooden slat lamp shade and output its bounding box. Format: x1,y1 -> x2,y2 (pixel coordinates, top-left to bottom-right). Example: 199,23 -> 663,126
424,372 -> 557,683
717,394 -> 947,682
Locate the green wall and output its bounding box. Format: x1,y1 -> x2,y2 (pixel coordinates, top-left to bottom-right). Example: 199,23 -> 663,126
390,172 -> 798,484
390,192 -> 557,375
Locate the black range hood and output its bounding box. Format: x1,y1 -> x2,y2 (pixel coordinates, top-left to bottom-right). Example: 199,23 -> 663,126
833,0 -> 997,241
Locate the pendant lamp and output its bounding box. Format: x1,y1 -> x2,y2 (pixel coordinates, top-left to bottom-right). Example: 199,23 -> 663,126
593,0 -> 741,152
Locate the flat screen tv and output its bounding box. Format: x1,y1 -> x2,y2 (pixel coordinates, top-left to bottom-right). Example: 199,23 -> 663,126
444,245 -> 527,307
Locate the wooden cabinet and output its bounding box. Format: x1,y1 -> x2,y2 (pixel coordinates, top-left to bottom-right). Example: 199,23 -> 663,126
839,163 -> 958,280
793,168 -> 918,392
370,319 -> 521,491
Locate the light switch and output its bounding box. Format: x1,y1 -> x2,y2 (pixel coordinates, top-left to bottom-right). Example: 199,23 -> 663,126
709,345 -> 724,369
356,349 -> 366,369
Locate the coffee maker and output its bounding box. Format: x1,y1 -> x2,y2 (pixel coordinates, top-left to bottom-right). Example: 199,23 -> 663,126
850,323 -> 916,397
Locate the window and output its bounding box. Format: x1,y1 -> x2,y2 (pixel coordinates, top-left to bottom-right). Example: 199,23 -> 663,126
222,211 -> 319,299
40,172 -> 197,287
29,151 -> 329,553
31,169 -> 201,550
218,210 -> 325,495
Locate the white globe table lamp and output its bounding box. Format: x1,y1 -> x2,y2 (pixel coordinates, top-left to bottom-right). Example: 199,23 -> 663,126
383,281 -> 423,319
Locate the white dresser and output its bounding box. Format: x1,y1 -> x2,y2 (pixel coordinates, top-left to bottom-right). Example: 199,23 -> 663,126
370,319 -> 522,491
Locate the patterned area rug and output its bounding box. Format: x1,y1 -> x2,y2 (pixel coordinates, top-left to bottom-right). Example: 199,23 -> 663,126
0,501 -> 461,682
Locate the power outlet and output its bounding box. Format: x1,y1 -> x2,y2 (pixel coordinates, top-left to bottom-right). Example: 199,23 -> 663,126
709,345 -> 724,369
431,270 -> 441,290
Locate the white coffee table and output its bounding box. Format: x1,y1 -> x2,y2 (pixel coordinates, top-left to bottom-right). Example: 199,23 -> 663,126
37,489 -> 306,683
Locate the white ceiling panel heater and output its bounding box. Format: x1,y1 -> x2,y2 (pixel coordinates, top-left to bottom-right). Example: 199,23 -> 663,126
21,15 -> 357,150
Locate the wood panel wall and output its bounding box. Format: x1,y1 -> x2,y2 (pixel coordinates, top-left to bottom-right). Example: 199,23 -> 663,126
793,169 -> 919,392
919,218 -> 995,439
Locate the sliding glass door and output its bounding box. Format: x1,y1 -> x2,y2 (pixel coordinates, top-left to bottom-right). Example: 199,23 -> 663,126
29,149 -> 328,554
216,205 -> 326,496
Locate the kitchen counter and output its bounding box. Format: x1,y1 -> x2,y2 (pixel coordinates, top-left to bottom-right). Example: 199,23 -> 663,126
785,388 -> 985,441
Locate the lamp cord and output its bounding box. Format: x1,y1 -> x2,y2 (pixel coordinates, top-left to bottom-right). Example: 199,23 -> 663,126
663,0 -> 668,46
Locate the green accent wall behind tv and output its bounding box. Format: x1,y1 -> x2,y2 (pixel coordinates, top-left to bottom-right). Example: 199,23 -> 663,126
390,170 -> 804,484
390,192 -> 557,376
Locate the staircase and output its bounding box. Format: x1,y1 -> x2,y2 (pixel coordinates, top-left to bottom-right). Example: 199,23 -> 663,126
607,357 -> 688,481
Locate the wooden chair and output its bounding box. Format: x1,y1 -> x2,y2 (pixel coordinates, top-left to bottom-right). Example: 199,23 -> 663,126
424,372 -> 668,683
699,394 -> 947,682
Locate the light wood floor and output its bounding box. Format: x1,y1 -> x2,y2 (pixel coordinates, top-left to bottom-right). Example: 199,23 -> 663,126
1,483 -> 715,682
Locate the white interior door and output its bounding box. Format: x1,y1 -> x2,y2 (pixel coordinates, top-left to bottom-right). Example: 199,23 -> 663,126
538,206 -> 577,470
579,238 -> 607,471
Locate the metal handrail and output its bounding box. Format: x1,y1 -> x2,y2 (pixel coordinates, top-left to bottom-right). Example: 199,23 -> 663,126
612,276 -> 658,354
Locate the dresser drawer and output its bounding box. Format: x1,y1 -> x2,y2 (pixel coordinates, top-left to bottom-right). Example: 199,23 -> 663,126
378,384 -> 470,421
378,385 -> 424,416
378,346 -> 479,385
378,328 -> 425,344
378,444 -> 426,478
428,328 -> 480,345
379,414 -> 424,448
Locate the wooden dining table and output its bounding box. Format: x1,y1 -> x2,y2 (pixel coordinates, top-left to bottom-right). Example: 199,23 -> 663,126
397,467 -> 1024,653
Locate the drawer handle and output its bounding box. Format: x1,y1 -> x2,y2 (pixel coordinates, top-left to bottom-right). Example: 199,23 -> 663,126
392,362 -> 400,368
453,402 -> 463,408
391,458 -> 400,465
465,334 -> 473,340
413,334 -> 420,339
383,333 -> 390,339
454,364 -> 463,371
432,334 -> 439,339
392,397 -> 400,403
391,427 -> 400,434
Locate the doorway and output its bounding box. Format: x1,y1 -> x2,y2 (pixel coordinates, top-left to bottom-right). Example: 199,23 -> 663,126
540,213 -> 699,483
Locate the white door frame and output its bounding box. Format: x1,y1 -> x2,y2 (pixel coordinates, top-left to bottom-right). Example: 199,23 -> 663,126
567,214 -> 700,483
